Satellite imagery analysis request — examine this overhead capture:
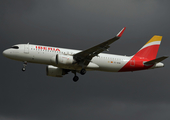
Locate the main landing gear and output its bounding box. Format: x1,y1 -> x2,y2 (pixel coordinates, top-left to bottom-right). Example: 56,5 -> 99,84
80,68 -> 86,75
72,68 -> 86,82
73,70 -> 79,82
22,61 -> 27,71
73,75 -> 79,82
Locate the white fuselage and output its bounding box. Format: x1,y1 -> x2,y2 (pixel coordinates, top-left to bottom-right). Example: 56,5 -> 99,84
3,44 -> 131,72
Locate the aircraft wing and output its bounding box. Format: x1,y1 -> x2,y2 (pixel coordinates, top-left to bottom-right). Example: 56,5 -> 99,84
73,27 -> 126,66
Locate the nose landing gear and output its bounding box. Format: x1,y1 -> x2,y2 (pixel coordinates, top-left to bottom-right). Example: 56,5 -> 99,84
22,61 -> 27,71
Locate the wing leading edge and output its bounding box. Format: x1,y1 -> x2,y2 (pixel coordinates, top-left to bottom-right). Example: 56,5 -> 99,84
73,27 -> 126,66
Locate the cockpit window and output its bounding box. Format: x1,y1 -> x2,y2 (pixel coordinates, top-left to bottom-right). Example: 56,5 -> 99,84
11,46 -> 19,49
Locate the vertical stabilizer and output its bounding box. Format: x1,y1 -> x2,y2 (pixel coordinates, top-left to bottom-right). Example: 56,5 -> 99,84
134,35 -> 162,60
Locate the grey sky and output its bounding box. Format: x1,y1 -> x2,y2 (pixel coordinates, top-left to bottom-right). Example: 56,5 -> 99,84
1,0 -> 170,120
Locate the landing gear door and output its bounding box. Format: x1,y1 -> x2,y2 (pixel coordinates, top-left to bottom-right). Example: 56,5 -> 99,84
24,43 -> 29,54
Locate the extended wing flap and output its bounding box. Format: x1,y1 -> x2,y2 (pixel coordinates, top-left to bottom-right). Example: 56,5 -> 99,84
144,56 -> 168,65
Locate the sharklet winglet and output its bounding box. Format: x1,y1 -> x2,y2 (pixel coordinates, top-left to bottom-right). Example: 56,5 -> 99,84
116,27 -> 126,38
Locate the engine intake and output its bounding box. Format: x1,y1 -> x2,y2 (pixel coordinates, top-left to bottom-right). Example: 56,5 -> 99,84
46,65 -> 67,77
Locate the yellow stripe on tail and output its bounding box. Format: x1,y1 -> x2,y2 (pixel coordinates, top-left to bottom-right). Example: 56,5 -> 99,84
144,35 -> 162,46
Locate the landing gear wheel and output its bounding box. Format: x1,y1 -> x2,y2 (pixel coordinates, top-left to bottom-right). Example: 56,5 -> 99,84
80,69 -> 86,75
22,67 -> 26,71
22,61 -> 27,72
73,76 -> 79,82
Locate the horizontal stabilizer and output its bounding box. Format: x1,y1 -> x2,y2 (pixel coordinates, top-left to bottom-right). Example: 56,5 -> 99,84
144,56 -> 168,65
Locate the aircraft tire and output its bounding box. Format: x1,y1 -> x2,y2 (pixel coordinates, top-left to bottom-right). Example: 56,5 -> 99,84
80,69 -> 86,75
73,76 -> 79,82
22,67 -> 26,71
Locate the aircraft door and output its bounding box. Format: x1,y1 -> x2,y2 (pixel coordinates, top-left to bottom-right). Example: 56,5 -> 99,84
24,43 -> 29,54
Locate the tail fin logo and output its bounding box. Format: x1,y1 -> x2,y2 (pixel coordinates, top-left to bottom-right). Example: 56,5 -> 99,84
134,35 -> 162,60
119,35 -> 164,72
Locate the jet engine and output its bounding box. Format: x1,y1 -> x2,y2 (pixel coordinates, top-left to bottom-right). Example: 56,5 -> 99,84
46,65 -> 67,77
57,54 -> 75,65
51,54 -> 75,65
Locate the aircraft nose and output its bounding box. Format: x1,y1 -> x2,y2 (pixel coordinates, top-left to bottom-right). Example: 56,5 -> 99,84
3,49 -> 9,57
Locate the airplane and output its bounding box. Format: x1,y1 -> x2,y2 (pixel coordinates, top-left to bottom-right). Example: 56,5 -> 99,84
3,27 -> 168,82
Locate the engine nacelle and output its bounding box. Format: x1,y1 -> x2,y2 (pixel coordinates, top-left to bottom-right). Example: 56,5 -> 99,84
51,54 -> 75,65
46,65 -> 66,77
57,54 -> 75,65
